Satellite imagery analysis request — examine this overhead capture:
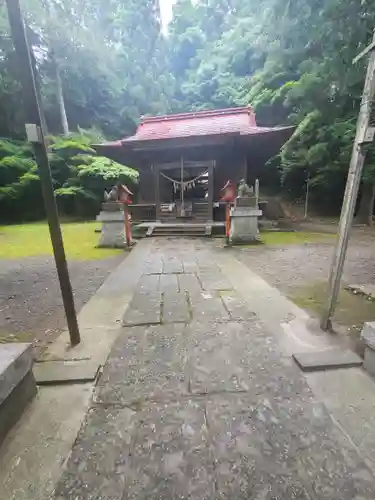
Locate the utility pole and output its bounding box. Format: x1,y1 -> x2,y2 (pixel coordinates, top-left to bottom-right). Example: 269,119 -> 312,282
321,30 -> 375,331
5,0 -> 81,345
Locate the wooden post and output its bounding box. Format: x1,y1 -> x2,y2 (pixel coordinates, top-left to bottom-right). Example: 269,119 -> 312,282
5,0 -> 80,346
225,203 -> 231,244
207,160 -> 214,222
154,164 -> 160,221
124,205 -> 131,247
321,31 -> 375,331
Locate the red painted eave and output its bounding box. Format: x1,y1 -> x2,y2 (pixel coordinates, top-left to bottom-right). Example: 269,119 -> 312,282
94,107 -> 295,150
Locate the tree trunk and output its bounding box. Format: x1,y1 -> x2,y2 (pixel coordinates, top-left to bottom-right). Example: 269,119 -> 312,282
357,182 -> 375,226
53,53 -> 69,135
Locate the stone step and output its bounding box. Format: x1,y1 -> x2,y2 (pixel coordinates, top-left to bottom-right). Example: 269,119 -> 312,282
152,232 -> 207,237
0,343 -> 37,446
152,228 -> 208,237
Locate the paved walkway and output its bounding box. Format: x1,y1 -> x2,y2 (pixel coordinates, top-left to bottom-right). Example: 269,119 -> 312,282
55,239 -> 375,499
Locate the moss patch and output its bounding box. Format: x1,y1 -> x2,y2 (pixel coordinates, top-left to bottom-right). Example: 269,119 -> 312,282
232,231 -> 335,247
0,330 -> 34,343
260,231 -> 335,246
289,280 -> 375,337
0,222 -> 123,260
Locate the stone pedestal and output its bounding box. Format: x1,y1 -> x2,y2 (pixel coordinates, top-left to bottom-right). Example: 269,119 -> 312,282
96,202 -> 125,248
361,322 -> 375,377
229,205 -> 262,244
0,343 -> 37,446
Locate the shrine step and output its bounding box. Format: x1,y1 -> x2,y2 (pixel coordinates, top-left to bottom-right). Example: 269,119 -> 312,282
150,224 -> 210,237
0,343 -> 37,446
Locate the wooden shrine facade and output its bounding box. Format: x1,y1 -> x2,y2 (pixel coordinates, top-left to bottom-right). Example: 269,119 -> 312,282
94,107 -> 294,224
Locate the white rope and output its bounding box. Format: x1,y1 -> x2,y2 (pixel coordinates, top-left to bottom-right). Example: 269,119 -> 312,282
160,170 -> 208,191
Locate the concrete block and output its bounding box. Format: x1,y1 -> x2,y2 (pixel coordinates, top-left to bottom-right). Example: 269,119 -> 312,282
96,210 -> 124,222
293,349 -> 362,372
97,208 -> 125,248
34,360 -> 100,385
98,222 -> 125,248
229,207 -> 262,244
0,343 -> 36,445
0,343 -> 34,405
0,371 -> 37,446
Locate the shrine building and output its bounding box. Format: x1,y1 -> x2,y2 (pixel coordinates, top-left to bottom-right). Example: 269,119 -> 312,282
95,106 -> 293,233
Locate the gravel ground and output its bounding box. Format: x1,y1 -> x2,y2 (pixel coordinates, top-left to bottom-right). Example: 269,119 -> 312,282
232,227 -> 375,341
234,228 -> 375,293
0,254 -> 124,348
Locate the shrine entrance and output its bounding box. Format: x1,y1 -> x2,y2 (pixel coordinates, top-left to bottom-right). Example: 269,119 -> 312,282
155,159 -> 214,222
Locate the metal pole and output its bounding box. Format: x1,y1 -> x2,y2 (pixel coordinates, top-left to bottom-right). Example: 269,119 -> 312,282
321,31 -> 375,331
5,0 -> 81,345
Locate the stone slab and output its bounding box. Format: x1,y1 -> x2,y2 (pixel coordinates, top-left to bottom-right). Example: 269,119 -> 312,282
162,257 -> 184,274
159,272 -> 179,292
54,406 -> 136,500
0,384 -> 93,500
143,256 -> 163,274
205,392 -> 375,500
122,291 -> 161,326
137,273 -> 160,293
178,273 -> 202,293
96,323 -> 188,405
0,343 -> 34,405
124,399 -> 216,500
189,291 -> 230,322
187,320 -> 308,398
33,360 -> 100,384
307,368 -> 375,474
162,290 -> 190,323
293,349 -> 362,372
220,292 -> 256,321
26,238 -> 375,499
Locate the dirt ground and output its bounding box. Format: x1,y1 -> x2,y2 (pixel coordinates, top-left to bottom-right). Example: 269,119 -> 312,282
232,226 -> 375,345
0,254 -> 124,350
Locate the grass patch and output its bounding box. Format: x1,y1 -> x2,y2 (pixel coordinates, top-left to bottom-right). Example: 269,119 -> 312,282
0,330 -> 34,343
0,222 -> 123,260
260,231 -> 335,246
289,280 -> 375,337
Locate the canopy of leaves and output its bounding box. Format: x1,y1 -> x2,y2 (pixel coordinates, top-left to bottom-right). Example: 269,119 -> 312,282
2,0 -> 375,219
0,134 -> 138,221
1,0 -> 174,139
165,0 -> 375,214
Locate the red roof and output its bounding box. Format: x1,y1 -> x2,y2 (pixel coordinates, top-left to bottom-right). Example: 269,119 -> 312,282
94,107 -> 294,150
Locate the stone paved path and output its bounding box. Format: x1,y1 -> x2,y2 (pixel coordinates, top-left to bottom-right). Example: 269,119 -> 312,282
55,239 -> 375,499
